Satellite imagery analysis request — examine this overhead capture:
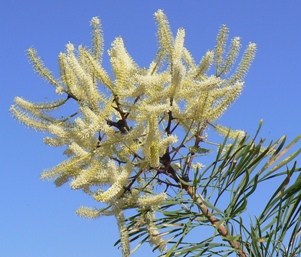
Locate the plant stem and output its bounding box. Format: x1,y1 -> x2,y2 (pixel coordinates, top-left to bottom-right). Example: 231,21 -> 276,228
182,184 -> 247,257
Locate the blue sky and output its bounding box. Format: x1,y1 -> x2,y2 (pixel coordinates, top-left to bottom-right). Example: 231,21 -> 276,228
1,1 -> 301,257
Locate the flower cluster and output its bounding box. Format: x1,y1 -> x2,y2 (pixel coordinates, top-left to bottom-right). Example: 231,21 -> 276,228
10,10 -> 256,256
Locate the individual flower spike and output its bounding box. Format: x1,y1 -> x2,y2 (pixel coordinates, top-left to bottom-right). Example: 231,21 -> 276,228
115,210 -> 130,257
137,192 -> 167,207
145,209 -> 167,252
143,115 -> 160,168
154,9 -> 174,58
27,48 -> 63,90
90,16 -> 104,61
214,124 -> 246,140
76,206 -> 102,219
215,25 -> 229,73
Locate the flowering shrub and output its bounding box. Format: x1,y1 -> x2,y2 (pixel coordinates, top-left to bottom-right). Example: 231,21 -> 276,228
11,10 -> 257,256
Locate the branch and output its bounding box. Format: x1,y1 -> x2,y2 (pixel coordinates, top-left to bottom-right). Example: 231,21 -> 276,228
182,183 -> 247,257
183,122 -> 207,179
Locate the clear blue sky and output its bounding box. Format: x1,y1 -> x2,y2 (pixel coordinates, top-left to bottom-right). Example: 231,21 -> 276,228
1,1 -> 301,257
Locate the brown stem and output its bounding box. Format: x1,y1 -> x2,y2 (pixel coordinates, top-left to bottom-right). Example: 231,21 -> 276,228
182,184 -> 247,257
165,110 -> 174,135
156,165 -> 246,256
112,95 -> 130,132
183,123 -> 206,178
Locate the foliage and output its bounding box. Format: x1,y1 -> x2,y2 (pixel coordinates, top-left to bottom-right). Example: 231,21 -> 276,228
10,9 -> 301,257
123,124 -> 301,256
